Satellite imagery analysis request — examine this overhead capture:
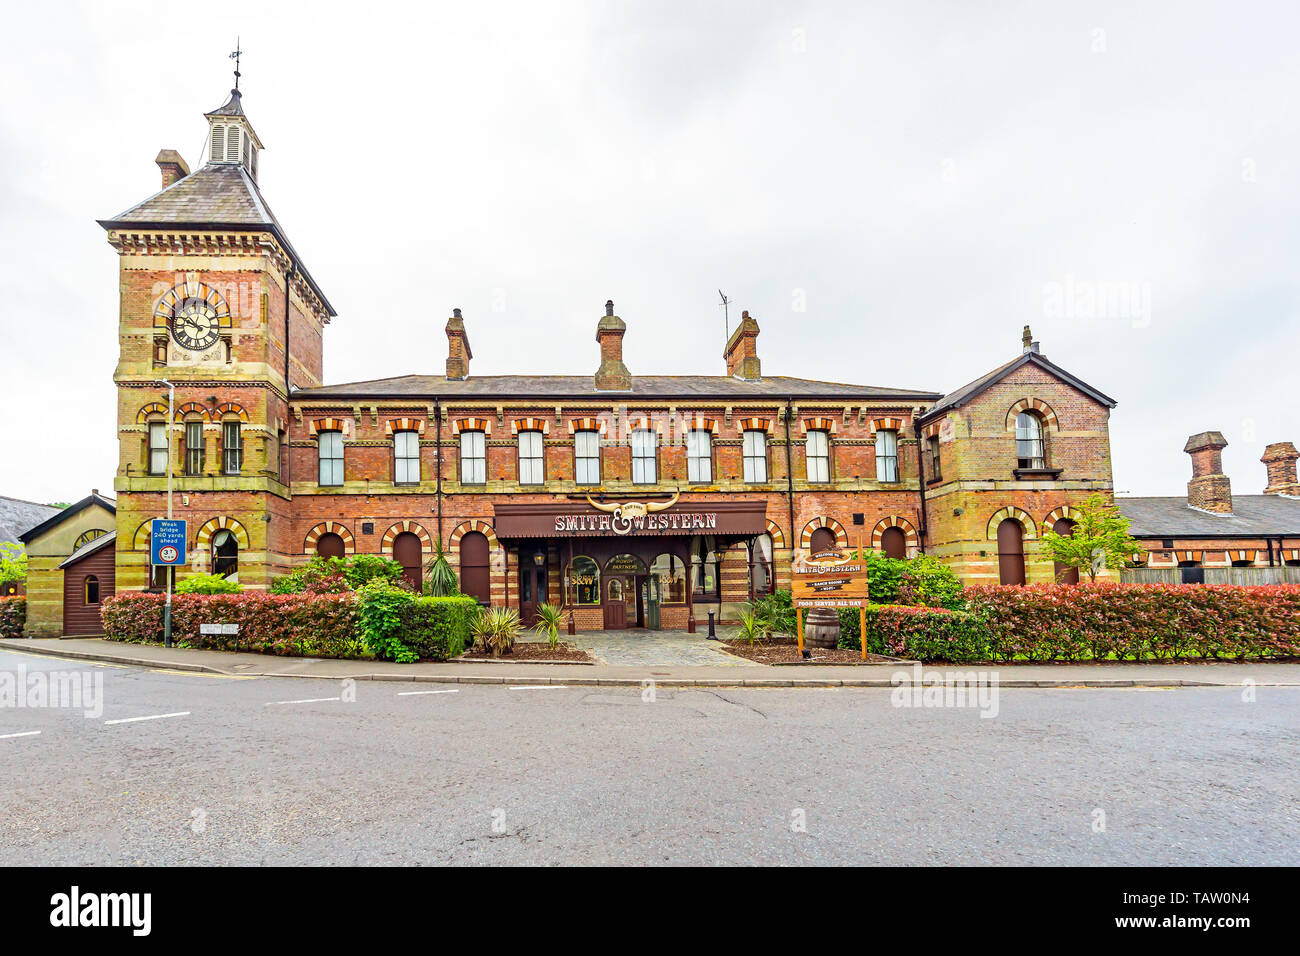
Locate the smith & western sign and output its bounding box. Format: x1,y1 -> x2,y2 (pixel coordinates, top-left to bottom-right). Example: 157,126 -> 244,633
493,497 -> 768,539
791,544 -> 871,659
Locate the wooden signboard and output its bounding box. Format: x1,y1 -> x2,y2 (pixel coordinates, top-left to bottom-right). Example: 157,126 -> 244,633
791,538 -> 871,659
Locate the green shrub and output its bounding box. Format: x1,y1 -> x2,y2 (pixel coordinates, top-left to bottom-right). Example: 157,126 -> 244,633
0,596 -> 26,638
270,554 -> 405,594
175,573 -> 241,595
424,542 -> 459,597
355,579 -> 418,662
897,554 -> 965,609
840,603 -> 990,662
402,595 -> 477,659
474,606 -> 520,657
753,590 -> 796,636
530,602 -> 566,648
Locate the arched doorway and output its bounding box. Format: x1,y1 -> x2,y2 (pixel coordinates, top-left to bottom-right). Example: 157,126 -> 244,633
996,519 -> 1026,585
393,531 -> 422,592
316,531 -> 345,560
881,526 -> 907,560
212,530 -> 238,581
459,531 -> 490,604
809,526 -> 837,555
1052,518 -> 1079,584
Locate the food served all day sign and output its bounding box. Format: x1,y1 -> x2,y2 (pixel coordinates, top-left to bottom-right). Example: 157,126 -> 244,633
791,548 -> 869,608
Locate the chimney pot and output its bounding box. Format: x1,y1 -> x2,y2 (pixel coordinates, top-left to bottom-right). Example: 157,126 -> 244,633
445,309 -> 472,380
1184,430 -> 1232,513
594,301 -> 630,390
1261,441 -> 1300,495
155,149 -> 190,189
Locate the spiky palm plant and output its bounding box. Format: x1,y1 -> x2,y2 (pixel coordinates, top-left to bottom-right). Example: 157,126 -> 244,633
531,603 -> 567,649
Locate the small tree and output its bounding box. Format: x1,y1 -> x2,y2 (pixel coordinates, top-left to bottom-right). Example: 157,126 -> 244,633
1040,493 -> 1141,582
424,541 -> 459,597
0,543 -> 27,584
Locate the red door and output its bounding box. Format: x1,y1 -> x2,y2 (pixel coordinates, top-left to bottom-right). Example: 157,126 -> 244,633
1052,518 -> 1079,584
393,532 -> 422,592
997,519 -> 1026,585
603,577 -> 628,629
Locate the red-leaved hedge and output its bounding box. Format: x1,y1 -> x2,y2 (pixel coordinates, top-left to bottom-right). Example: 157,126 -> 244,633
963,583 -> 1300,661
101,592 -> 361,658
0,596 -> 25,639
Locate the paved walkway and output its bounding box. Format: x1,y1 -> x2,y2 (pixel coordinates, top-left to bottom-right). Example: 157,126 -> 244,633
3,637 -> 1299,688
572,629 -> 750,666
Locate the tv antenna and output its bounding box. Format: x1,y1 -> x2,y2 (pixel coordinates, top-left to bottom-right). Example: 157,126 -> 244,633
718,289 -> 730,339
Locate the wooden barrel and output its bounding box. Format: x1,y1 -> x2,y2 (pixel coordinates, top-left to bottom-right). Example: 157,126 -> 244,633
803,607 -> 840,649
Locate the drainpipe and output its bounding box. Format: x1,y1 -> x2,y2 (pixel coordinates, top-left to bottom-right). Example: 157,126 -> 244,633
913,419 -> 929,552
284,263 -> 295,490
434,397 -> 444,544
783,397 -> 796,550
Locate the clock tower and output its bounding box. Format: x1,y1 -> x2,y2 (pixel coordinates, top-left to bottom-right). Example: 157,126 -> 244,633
99,81 -> 335,590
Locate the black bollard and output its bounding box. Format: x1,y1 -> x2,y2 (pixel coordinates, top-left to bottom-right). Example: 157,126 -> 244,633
707,610 -> 718,640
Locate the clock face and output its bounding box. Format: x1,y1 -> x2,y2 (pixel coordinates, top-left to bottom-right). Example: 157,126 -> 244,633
170,298 -> 222,351
153,281 -> 231,354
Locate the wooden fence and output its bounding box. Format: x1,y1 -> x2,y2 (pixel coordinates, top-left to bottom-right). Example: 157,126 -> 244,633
1121,567 -> 1300,585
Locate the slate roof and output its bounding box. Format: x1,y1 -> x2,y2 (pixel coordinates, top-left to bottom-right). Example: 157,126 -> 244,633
293,373 -> 944,402
918,350 -> 1117,423
0,497 -> 61,547
18,492 -> 116,546
98,164 -> 335,317
58,530 -> 117,570
1117,494 -> 1300,538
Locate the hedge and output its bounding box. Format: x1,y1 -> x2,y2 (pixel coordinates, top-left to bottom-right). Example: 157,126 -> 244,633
0,597 -> 25,639
963,583 -> 1300,662
400,595 -> 477,660
840,603 -> 991,663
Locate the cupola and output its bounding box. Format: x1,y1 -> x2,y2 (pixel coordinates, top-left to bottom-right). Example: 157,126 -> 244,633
204,88 -> 263,182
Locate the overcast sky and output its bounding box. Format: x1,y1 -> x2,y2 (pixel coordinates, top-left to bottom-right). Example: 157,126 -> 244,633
2,1 -> 1296,504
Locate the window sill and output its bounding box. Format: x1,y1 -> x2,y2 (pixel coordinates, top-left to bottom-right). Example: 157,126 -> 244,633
1013,467 -> 1063,480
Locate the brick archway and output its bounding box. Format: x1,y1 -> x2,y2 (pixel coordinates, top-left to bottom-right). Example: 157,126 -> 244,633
132,517 -> 167,550
986,506 -> 1038,540
764,519 -> 785,550
195,516 -> 249,551
799,516 -> 847,550
1043,505 -> 1076,529
447,519 -> 499,552
303,521 -> 355,555
380,521 -> 432,552
870,515 -> 918,551
1005,398 -> 1060,432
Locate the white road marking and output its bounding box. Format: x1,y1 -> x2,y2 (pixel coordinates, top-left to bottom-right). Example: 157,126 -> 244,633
509,685 -> 569,691
263,697 -> 341,706
104,711 -> 191,725
0,730 -> 41,740
397,689 -> 460,696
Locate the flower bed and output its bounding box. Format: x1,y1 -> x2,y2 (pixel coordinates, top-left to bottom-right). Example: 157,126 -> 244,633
0,596 -> 25,639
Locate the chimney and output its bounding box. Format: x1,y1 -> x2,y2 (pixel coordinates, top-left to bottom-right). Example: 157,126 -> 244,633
1184,431 -> 1232,513
594,299 -> 630,391
724,310 -> 762,380
155,149 -> 190,189
1021,324 -> 1040,354
1261,441 -> 1300,495
445,308 -> 472,380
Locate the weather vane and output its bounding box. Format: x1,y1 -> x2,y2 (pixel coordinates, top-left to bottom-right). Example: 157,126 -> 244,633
718,289 -> 730,339
230,38 -> 243,90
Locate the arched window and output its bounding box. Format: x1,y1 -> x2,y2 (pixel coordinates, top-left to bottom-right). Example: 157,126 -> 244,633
809,526 -> 837,555
996,519 -> 1026,585
875,430 -> 899,483
566,555 -> 600,606
393,531 -> 422,592
84,575 -> 100,605
748,534 -> 775,597
316,532 -> 346,560
1052,518 -> 1079,584
459,531 -> 491,604
212,529 -> 238,580
691,536 -> 720,600
650,553 -> 687,604
880,526 -> 907,560
1015,412 -> 1047,469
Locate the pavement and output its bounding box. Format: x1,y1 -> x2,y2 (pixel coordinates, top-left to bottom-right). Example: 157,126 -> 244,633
2,644 -> 1297,865
3,636 -> 1298,688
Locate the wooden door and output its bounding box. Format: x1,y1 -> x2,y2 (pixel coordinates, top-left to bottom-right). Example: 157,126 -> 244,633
997,519 -> 1026,586
518,557 -> 548,627
393,532 -> 422,593
603,576 -> 627,629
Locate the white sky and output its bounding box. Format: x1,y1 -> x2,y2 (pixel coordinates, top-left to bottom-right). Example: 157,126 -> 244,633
2,1 -> 1297,503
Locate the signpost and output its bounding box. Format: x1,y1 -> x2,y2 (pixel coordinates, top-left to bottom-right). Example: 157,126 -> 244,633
791,536 -> 871,660
151,520 -> 187,647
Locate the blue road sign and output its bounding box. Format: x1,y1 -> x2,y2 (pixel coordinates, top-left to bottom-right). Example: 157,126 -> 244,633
150,519 -> 187,566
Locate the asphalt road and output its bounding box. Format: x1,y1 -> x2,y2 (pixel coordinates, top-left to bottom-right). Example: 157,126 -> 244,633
2,647 -> 1297,865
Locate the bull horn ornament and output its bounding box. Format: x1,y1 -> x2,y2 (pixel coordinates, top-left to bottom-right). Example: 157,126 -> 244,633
585,491 -> 680,529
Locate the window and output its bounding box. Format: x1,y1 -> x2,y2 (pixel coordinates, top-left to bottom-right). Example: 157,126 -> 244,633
148,421 -> 168,475
212,529 -> 238,580
928,435 -> 942,481
631,429 -> 657,484
566,555 -> 601,606
749,534 -> 775,597
575,430 -> 600,484
691,537 -> 720,599
394,430 -> 420,485
687,429 -> 712,483
318,430 -> 344,486
650,553 -> 687,604
806,430 -> 830,483
1016,412 -> 1046,469
184,421 -> 204,476
518,430 -> 544,485
84,575 -> 100,605
222,421 -> 242,475
459,530 -> 491,603
460,430 -> 486,485
743,430 -> 768,483
875,429 -> 899,483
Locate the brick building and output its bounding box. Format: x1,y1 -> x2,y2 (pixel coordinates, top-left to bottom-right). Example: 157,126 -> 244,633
36,82 -> 1142,635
